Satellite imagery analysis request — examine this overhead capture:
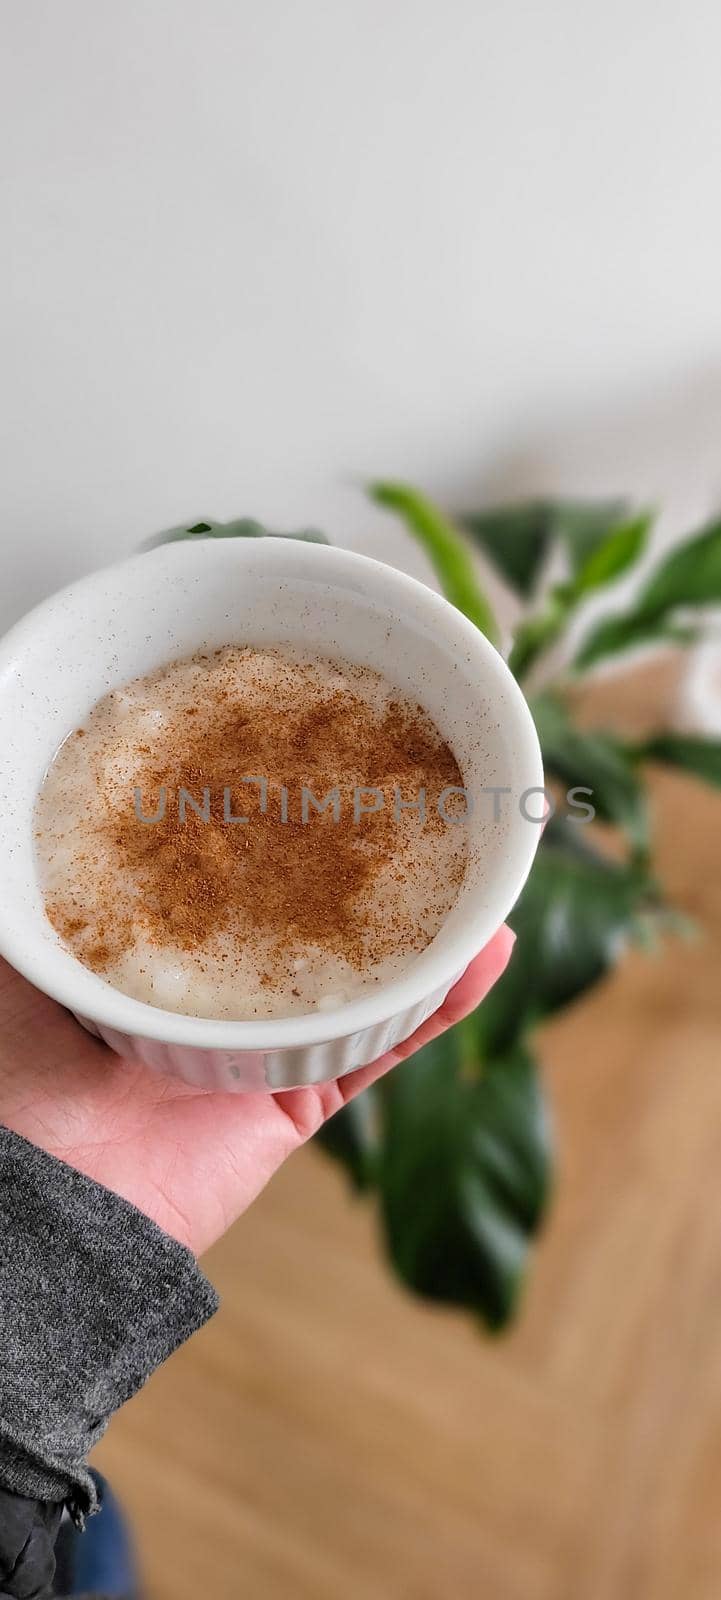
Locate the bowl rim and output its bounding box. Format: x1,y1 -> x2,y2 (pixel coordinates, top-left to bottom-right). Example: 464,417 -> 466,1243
0,538 -> 544,1051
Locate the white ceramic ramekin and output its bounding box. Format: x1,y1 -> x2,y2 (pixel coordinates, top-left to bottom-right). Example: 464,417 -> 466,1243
0,538 -> 543,1091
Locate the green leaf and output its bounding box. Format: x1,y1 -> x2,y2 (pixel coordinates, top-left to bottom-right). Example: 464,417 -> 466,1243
162,517 -> 330,544
532,693 -> 648,850
477,819 -> 657,1056
639,733 -> 721,787
554,500 -> 637,578
508,591 -> 568,680
315,1086 -> 382,1191
640,516 -> 721,614
575,516 -> 721,669
462,499 -> 628,599
501,508 -> 651,680
461,503 -> 554,598
377,1031 -> 552,1329
573,613 -> 687,668
370,482 -> 500,645
156,518 -> 224,540
574,511 -> 653,594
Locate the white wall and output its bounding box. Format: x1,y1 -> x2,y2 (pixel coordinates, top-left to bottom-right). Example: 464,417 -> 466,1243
3,0 -> 721,634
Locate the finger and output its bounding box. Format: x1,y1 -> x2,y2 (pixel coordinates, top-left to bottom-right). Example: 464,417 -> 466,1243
338,922 -> 516,1105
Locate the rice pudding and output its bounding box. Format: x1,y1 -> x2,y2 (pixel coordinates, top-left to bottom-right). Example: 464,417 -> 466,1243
35,646 -> 469,1020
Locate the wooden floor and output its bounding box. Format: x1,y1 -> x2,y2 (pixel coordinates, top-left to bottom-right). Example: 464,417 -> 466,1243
95,661 -> 721,1600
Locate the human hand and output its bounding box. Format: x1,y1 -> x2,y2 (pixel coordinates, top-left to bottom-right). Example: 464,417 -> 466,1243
0,925 -> 514,1256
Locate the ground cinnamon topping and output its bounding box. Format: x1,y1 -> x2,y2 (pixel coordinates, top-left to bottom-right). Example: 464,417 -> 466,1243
38,647 -> 468,1019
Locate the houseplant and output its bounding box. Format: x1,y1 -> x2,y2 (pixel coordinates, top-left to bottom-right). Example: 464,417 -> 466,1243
166,492 -> 721,1328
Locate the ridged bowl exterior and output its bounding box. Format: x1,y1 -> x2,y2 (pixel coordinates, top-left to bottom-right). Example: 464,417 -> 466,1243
74,975 -> 458,1091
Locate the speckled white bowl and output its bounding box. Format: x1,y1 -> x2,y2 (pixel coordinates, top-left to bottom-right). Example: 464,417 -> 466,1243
0,538 -> 542,1091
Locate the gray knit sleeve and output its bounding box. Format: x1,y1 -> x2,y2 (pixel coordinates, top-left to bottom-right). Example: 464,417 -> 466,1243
0,1127 -> 219,1518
